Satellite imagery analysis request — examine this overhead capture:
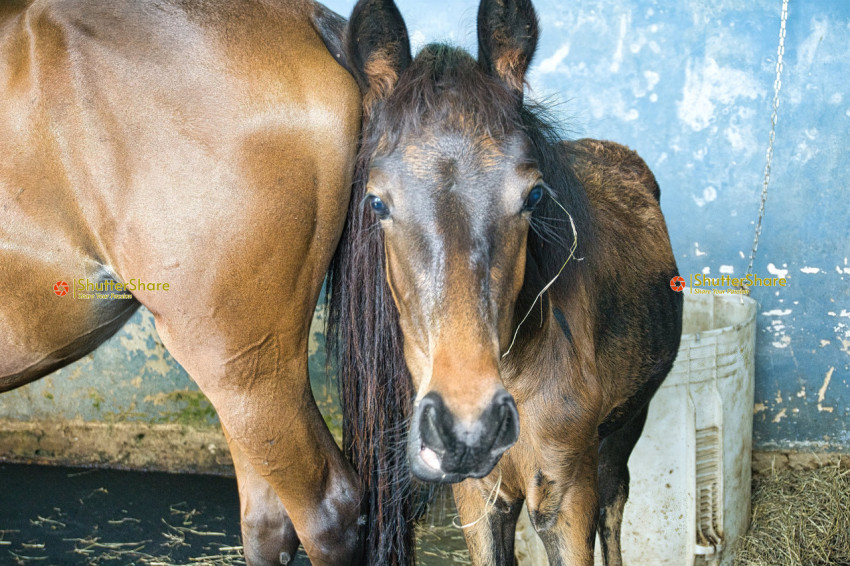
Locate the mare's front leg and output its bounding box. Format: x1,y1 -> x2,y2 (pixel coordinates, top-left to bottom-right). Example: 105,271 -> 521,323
527,448 -> 599,566
453,474 -> 524,566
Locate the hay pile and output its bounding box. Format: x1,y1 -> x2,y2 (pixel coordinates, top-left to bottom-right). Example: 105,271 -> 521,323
734,461 -> 850,566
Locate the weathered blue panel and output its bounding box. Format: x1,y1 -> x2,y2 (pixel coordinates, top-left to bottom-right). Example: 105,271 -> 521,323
2,0 -> 847,451
0,305 -> 338,435
0,309 -> 210,425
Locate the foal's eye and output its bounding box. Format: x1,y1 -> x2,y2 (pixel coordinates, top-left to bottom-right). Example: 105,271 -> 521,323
522,185 -> 545,212
367,195 -> 390,219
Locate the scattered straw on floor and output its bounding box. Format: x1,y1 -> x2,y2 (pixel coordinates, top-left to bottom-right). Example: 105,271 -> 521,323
734,461 -> 850,566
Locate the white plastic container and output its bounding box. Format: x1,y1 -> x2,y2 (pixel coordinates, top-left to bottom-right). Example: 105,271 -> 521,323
516,292 -> 757,565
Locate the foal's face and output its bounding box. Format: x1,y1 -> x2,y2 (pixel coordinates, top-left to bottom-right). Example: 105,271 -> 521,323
346,0 -> 541,482
366,127 -> 542,481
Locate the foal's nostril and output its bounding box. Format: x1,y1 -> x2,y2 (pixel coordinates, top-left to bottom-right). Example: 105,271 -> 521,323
489,391 -> 519,454
410,390 -> 520,481
419,402 -> 446,451
417,392 -> 452,453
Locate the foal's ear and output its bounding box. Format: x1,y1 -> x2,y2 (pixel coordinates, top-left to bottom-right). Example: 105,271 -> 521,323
346,0 -> 412,111
477,0 -> 539,99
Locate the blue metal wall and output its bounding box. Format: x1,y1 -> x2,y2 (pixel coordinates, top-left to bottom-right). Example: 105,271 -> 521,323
2,0 -> 847,452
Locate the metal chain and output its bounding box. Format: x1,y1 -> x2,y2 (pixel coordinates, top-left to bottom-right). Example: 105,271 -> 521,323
746,0 -> 789,277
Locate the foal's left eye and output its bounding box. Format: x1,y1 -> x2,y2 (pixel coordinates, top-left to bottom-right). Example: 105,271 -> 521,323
367,195 -> 391,219
522,185 -> 545,212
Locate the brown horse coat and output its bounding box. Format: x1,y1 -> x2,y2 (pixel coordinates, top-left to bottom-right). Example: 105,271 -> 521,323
325,1 -> 684,564
452,138 -> 682,565
0,1 -> 362,564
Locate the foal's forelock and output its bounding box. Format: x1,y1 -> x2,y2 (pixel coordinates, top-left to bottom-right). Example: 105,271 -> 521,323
359,44 -> 524,157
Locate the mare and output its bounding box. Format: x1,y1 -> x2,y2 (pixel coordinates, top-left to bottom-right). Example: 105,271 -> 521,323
0,1 -> 366,564
325,0 -> 684,564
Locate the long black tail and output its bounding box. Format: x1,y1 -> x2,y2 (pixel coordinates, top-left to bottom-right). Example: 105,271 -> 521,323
326,146 -> 416,565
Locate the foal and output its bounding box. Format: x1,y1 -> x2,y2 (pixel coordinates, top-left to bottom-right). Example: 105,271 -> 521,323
325,0 -> 683,563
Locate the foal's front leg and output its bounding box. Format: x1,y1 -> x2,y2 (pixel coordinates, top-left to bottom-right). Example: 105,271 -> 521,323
453,475 -> 524,566
527,449 -> 599,566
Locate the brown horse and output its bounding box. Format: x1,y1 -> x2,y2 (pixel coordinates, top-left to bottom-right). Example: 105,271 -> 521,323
326,0 -> 684,564
0,1 -> 365,564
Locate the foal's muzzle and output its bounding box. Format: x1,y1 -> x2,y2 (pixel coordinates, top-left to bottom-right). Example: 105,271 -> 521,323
408,390 -> 519,483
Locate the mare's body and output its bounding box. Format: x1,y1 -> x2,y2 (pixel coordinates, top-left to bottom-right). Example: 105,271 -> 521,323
0,1 -> 362,564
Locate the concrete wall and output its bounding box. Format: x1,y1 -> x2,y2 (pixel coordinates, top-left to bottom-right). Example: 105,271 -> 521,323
1,0 -> 847,462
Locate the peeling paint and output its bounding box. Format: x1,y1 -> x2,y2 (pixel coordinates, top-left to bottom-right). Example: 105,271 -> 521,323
539,42 -> 571,73
797,17 -> 829,73
800,266 -> 821,274
692,185 -> 717,207
770,321 -> 786,332
816,367 -> 835,413
409,30 -> 426,51
772,408 -> 787,423
677,58 -> 761,131
609,13 -> 630,73
818,367 -> 835,403
766,263 -> 789,279
762,309 -> 792,316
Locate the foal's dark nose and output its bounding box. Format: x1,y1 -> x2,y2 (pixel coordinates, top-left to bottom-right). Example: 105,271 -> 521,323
411,390 -> 519,483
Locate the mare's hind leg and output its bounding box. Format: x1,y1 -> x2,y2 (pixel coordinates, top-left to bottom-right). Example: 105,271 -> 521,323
453,477 -> 523,566
151,302 -> 362,566
223,427 -> 300,566
596,405 -> 650,566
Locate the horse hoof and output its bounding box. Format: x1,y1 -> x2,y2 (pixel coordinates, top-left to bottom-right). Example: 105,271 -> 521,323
279,551 -> 291,565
